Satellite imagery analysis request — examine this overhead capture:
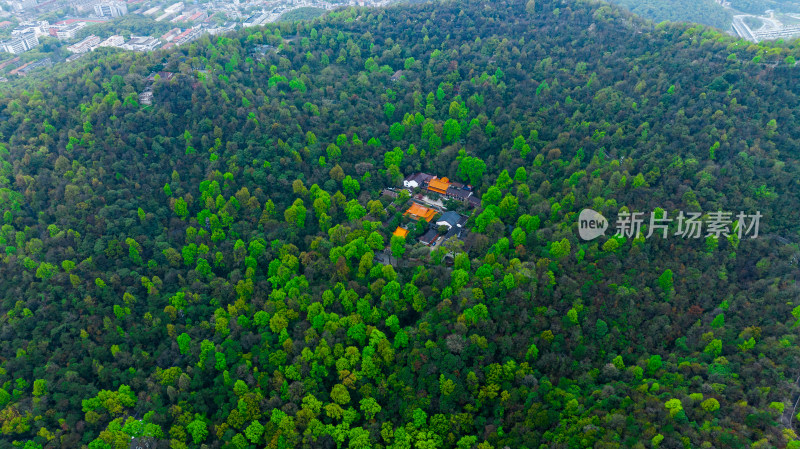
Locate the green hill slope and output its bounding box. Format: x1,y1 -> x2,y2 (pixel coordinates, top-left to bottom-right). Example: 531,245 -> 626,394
607,0 -> 733,29
0,0 -> 799,448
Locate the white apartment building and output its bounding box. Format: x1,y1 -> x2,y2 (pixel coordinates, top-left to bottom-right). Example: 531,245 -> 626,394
97,35 -> 124,47
67,34 -> 100,53
12,21 -> 50,37
94,1 -> 128,17
163,2 -> 184,14
122,36 -> 160,51
55,22 -> 87,40
0,32 -> 39,54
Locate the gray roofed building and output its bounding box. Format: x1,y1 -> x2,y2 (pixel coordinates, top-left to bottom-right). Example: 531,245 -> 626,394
403,172 -> 435,189
436,211 -> 462,229
446,186 -> 472,200
123,36 -> 160,52
17,57 -> 50,75
381,188 -> 398,199
418,228 -> 439,246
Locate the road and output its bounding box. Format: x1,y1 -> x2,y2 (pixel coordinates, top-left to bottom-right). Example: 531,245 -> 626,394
732,15 -> 758,42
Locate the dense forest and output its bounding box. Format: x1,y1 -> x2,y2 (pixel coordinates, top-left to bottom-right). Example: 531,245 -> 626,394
728,0 -> 800,14
1,0 -> 800,447
607,0 -> 733,30
277,8 -> 328,23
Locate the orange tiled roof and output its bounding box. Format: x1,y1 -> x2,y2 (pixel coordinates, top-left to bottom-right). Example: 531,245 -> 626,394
428,177 -> 450,194
404,203 -> 437,222
393,227 -> 409,238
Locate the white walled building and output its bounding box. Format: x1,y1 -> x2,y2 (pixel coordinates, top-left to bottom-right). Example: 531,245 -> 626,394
163,2 -> 183,14
97,35 -> 124,47
0,32 -> 38,54
55,22 -> 87,40
67,34 -> 100,53
122,35 -> 160,51
94,1 -> 127,17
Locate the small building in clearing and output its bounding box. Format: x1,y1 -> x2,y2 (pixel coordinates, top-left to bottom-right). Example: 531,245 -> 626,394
401,173 -> 481,208
392,227 -> 409,238
436,211 -> 464,230
403,173 -> 434,189
381,188 -> 399,199
418,228 -> 439,246
404,203 -> 437,223
427,177 -> 451,195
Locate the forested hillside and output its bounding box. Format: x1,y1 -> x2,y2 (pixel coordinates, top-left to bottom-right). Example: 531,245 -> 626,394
1,0 -> 800,448
606,0 -> 732,30
728,0 -> 800,14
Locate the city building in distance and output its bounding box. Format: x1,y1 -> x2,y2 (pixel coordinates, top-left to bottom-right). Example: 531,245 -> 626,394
122,35 -> 160,52
66,34 -> 100,53
55,22 -> 88,40
94,1 -> 128,18
97,35 -> 124,47
0,32 -> 38,54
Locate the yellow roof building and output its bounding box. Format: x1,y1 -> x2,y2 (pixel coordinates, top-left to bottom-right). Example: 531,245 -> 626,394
427,177 -> 450,194
404,203 -> 437,222
393,227 -> 409,238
